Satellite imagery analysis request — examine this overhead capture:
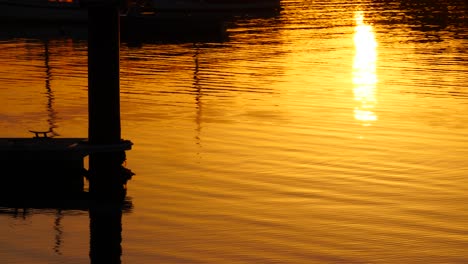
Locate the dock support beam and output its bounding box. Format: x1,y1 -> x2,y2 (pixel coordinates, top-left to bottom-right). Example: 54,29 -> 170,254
86,2 -> 126,263
87,2 -> 126,202
88,4 -> 121,145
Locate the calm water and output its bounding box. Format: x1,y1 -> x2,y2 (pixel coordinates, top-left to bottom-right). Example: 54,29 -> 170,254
1,0 -> 468,263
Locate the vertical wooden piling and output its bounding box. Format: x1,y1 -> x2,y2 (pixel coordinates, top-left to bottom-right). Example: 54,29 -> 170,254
86,3 -> 126,262
88,4 -> 121,144
86,2 -> 126,201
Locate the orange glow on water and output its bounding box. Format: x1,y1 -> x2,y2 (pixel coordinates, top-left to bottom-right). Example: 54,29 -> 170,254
1,1 -> 468,263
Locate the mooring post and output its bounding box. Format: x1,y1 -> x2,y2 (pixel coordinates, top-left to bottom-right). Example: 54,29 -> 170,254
87,1 -> 121,144
83,1 -> 126,263
61,2 -> 129,263
83,0 -> 126,201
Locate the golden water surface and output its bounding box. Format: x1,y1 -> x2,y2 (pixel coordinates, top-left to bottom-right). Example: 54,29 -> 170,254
1,0 -> 468,263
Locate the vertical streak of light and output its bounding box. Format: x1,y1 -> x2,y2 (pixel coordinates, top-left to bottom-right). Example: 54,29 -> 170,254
353,11 -> 378,126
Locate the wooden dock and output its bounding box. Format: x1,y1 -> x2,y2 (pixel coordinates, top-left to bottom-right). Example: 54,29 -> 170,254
0,136 -> 133,198
1,137 -> 132,160
2,1 -> 132,202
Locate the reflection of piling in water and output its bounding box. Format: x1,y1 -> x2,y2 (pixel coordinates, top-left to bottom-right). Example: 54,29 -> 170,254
43,41 -> 60,137
89,202 -> 123,264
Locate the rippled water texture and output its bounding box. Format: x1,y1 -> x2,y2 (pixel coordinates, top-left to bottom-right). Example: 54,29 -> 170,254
1,0 -> 468,263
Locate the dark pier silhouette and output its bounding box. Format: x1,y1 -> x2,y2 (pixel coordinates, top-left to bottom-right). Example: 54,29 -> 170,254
1,1 -> 133,263
1,0 -> 133,201
86,1 -> 130,203
85,2 -> 132,263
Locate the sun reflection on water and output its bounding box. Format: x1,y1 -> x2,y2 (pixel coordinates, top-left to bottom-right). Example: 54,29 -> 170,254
353,11 -> 378,126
